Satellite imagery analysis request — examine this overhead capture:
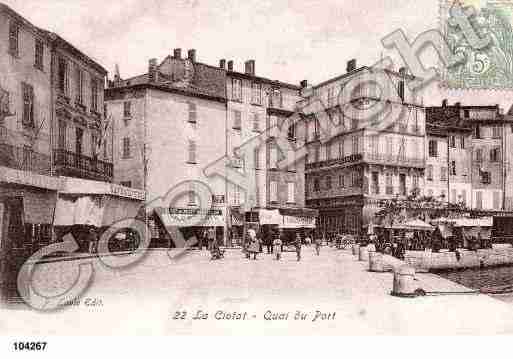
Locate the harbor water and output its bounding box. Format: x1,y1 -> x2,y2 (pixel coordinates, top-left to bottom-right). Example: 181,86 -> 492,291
437,266 -> 513,303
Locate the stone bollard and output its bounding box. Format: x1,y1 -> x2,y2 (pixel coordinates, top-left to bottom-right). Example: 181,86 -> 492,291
391,265 -> 417,297
369,251 -> 384,272
352,244 -> 360,256
358,245 -> 368,261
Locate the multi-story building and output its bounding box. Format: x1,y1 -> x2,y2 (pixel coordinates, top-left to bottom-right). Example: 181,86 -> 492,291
0,4 -> 110,183
223,59 -> 304,210
45,31 -> 111,182
105,49 -> 228,245
425,103 -> 473,206
301,60 -> 426,235
106,53 -> 310,246
426,102 -> 513,211
1,3 -> 120,269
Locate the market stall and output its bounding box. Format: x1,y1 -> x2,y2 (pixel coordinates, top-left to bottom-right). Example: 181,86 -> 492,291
54,177 -> 145,253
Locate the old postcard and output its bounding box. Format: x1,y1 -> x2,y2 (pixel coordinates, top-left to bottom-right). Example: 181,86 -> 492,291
3,0 -> 513,350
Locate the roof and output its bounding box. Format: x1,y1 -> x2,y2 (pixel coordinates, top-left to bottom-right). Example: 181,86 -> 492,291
0,3 -> 48,42
426,106 -> 474,134
107,56 -> 227,102
38,29 -> 107,75
310,65 -> 419,91
227,70 -> 300,90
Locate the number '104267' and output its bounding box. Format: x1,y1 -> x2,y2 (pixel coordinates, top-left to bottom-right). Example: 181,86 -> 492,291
13,342 -> 47,351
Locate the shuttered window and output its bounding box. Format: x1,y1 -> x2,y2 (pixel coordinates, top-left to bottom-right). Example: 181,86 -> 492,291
287,182 -> 295,203
270,181 -> 278,202
188,140 -> 196,163
22,83 -> 34,128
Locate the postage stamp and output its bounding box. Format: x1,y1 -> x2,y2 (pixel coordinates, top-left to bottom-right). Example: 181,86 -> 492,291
441,0 -> 513,89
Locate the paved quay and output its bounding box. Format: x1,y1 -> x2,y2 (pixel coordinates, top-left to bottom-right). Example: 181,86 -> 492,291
2,247 -> 513,335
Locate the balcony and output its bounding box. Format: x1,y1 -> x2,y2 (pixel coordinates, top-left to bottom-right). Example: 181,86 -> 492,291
53,149 -> 113,182
364,153 -> 425,169
0,141 -> 51,175
306,153 -> 363,171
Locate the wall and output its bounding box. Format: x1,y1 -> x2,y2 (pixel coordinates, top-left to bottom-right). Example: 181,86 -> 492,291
424,133 -> 472,205
146,89 -> 227,205
0,9 -> 52,156
106,90 -> 146,189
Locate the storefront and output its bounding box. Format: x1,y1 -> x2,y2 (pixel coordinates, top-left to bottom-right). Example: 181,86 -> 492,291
0,166 -> 61,301
155,206 -> 227,248
53,177 -> 145,253
309,196 -> 364,238
227,207 -> 244,247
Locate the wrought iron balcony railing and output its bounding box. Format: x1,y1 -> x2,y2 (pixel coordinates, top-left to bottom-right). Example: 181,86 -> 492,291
53,148 -> 113,181
364,153 -> 425,168
306,153 -> 363,170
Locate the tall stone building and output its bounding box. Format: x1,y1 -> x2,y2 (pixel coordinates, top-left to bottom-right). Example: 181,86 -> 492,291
301,61 -> 426,235
426,102 -> 513,211
223,59 -> 304,210
425,103 -> 473,206
105,49 -> 229,245
1,4 -> 125,268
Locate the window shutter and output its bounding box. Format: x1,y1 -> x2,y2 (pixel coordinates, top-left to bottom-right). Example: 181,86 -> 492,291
288,150 -> 295,171
188,140 -> 196,163
287,182 -> 295,203
270,145 -> 277,169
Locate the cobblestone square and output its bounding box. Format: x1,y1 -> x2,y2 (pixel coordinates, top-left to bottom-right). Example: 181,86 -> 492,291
3,247 -> 513,335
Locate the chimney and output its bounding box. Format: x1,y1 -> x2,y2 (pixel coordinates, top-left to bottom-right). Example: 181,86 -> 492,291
219,59 -> 226,69
455,102 -> 461,108
442,99 -> 448,107
187,49 -> 196,63
300,80 -> 308,89
173,48 -> 182,59
227,60 -> 234,71
148,58 -> 158,83
346,59 -> 357,73
244,60 -> 255,76
399,66 -> 407,76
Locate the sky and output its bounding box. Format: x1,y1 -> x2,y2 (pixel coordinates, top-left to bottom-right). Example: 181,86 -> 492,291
4,0 -> 513,108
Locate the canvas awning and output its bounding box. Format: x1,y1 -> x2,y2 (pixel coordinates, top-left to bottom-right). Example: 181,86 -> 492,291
259,209 -> 282,225
54,177 -> 144,227
453,217 -> 493,227
388,219 -> 434,231
157,207 -> 226,227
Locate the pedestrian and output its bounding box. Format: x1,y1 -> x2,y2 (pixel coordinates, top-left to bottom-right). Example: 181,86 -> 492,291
247,229 -> 259,260
295,233 -> 302,261
314,233 -> 322,256
305,232 -> 312,246
207,227 -> 216,252
265,230 -> 272,254
273,235 -> 283,260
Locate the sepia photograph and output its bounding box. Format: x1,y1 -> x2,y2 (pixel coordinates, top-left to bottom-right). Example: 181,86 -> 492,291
2,0 -> 513,350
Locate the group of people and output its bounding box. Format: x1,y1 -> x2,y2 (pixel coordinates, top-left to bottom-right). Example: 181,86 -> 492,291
244,229 -> 322,261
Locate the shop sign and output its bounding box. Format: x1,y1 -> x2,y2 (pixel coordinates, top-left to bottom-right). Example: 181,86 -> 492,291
110,183 -> 145,201
169,207 -> 222,216
0,166 -> 61,190
282,215 -> 316,228
163,207 -> 226,227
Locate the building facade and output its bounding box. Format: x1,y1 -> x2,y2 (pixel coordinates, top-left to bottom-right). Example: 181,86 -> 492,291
224,59 -> 304,211
105,49 -> 229,245
426,102 -> 513,211
1,3 -> 117,296
301,61 -> 426,236
425,105 -> 473,207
